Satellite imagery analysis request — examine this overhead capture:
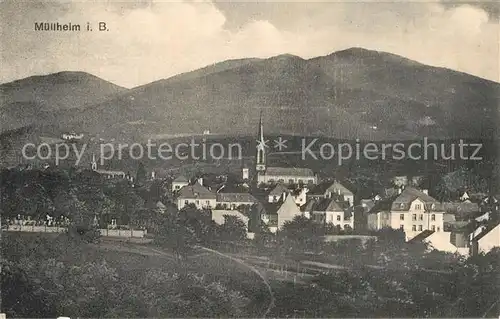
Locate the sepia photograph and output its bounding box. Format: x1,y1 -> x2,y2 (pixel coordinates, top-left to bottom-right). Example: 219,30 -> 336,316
0,0 -> 499,318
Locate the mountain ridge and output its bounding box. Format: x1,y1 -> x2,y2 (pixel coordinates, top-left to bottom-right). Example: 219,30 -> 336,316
2,48 -> 499,144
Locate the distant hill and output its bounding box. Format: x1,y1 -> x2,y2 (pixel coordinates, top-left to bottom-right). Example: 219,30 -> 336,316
57,48 -> 499,141
2,48 -> 499,143
0,71 -> 126,132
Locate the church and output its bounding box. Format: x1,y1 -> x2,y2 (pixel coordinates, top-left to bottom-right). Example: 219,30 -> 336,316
254,113 -> 318,186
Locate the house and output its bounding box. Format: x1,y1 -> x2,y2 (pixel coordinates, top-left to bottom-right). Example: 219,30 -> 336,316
303,198 -> 353,229
471,222 -> 500,255
367,187 -> 451,241
172,175 -> 189,191
254,113 -> 318,186
307,181 -> 354,206
275,194 -> 303,230
252,194 -> 302,233
409,230 -> 470,256
216,193 -> 258,210
176,183 -> 216,210
268,184 -> 289,203
268,184 -> 309,207
62,132 -> 84,140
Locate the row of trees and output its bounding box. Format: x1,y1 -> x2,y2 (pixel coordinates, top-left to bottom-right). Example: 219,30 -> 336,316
268,248 -> 500,317
0,168 -> 149,227
1,232 -> 250,318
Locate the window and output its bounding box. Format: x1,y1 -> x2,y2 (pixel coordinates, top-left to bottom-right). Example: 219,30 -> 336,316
412,225 -> 417,231
431,214 -> 436,221
195,200 -> 200,205
184,200 -> 188,205
308,179 -> 314,184
206,201 -> 210,206
337,215 -> 341,221
419,214 -> 423,221
412,214 -> 417,221
431,204 -> 436,209
289,179 -> 294,185
298,179 -> 303,185
400,214 -> 405,220
273,196 -> 278,201
418,225 -> 423,231
175,185 -> 180,190
437,227 -> 440,232
431,225 -> 436,231
415,204 -> 422,210
400,203 -> 405,209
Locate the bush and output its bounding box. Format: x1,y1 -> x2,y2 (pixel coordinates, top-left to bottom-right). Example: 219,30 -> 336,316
67,224 -> 101,243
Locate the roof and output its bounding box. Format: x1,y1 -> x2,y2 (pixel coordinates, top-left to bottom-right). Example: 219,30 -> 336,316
309,181 -> 335,195
177,183 -> 216,199
361,199 -> 376,212
216,193 -> 258,203
408,230 -> 435,243
264,167 -> 314,177
211,210 -> 249,225
304,198 -> 348,212
173,175 -> 189,183
391,187 -> 439,211
269,184 -> 289,196
95,169 -> 126,176
472,222 -> 500,242
309,180 -> 353,196
276,194 -> 302,216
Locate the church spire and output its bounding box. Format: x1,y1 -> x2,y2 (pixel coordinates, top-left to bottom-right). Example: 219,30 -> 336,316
255,110 -> 266,172
258,109 -> 264,143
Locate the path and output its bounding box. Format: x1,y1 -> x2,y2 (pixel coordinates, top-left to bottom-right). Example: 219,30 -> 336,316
196,246 -> 275,318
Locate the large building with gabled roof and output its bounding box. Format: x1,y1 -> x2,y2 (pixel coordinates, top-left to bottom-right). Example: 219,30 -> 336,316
368,187 -> 454,240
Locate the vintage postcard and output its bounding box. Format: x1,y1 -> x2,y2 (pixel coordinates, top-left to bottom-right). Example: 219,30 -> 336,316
0,0 -> 499,318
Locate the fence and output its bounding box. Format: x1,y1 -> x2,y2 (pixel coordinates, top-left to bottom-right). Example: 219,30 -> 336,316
6,225 -> 67,233
5,225 -> 147,238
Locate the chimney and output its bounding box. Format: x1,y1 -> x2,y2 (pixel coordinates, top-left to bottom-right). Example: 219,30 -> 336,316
198,177 -> 203,186
422,189 -> 429,195
398,188 -> 402,195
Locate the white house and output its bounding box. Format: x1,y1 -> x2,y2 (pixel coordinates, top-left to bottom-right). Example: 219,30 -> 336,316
303,198 -> 353,229
307,181 -> 354,207
275,194 -> 303,230
411,231 -> 470,256
471,223 -> 500,255
176,183 -> 217,210
216,193 -> 258,210
367,187 -> 451,241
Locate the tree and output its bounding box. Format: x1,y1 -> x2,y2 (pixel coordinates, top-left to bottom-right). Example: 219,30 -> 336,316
218,215 -> 247,241
136,162 -> 148,185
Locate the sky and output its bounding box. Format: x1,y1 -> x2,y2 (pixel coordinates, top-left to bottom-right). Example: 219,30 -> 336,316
0,0 -> 498,88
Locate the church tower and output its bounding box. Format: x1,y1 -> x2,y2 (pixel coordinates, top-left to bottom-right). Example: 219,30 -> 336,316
91,153 -> 97,171
255,110 -> 266,172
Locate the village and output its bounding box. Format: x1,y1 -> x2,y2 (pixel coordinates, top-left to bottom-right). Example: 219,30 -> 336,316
4,115 -> 499,259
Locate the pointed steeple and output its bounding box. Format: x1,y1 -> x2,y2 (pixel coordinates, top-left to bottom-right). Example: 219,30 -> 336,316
258,109 -> 264,143
255,110 -> 266,173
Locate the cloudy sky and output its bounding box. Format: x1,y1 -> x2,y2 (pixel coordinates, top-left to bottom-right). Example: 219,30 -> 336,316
0,0 -> 498,88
